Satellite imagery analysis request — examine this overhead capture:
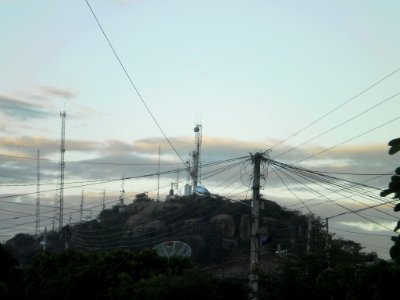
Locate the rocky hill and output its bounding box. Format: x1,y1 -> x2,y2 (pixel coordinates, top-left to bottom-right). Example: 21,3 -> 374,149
5,194 -> 334,274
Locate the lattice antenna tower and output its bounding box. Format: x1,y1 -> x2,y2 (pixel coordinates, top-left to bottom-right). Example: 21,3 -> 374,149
35,149 -> 40,235
120,175 -> 125,206
57,111 -> 66,230
102,189 -> 106,211
191,124 -> 202,192
157,146 -> 161,201
80,189 -> 84,222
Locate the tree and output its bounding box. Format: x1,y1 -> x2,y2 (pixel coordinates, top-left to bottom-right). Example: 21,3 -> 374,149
381,137 -> 400,263
23,249 -> 194,300
0,244 -> 22,300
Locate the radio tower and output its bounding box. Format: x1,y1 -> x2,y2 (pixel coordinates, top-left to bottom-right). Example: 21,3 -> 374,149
119,176 -> 125,213
80,189 -> 84,222
56,111 -> 66,231
35,149 -> 40,235
191,124 -> 202,192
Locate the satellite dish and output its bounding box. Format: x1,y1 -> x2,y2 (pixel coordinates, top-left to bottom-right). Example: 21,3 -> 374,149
153,241 -> 192,258
194,186 -> 210,197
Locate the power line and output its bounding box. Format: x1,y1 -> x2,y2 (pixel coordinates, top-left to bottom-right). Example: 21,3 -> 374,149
85,0 -> 187,167
294,114 -> 400,164
273,90 -> 400,159
269,66 -> 400,151
0,152 -> 183,166
329,226 -> 393,237
268,159 -> 395,231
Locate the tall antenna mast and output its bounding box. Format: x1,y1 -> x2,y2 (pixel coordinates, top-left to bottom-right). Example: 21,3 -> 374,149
102,189 -> 106,211
80,189 -> 84,222
157,146 -> 160,201
176,167 -> 180,195
58,111 -> 66,231
119,175 -> 125,213
35,149 -> 40,235
191,124 -> 202,192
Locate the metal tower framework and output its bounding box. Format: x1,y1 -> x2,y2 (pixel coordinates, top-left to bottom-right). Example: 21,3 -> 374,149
58,111 -> 66,231
35,149 -> 40,235
191,124 -> 202,192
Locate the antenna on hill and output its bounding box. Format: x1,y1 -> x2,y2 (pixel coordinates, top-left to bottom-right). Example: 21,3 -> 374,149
153,241 -> 192,260
119,176 -> 125,213
102,189 -> 106,211
80,189 -> 84,222
157,146 -> 161,201
191,124 -> 202,193
54,111 -> 66,231
35,149 -> 40,235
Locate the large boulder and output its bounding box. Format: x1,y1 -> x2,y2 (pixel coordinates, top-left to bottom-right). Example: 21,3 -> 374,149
239,215 -> 250,240
211,214 -> 235,238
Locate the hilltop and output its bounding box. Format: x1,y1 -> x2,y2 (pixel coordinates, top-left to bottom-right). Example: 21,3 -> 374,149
5,194 -> 377,274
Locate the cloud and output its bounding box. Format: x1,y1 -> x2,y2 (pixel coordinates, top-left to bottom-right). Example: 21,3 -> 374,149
0,86 -> 101,131
338,221 -> 396,232
36,86 -> 76,100
0,95 -> 49,120
0,135 -> 395,199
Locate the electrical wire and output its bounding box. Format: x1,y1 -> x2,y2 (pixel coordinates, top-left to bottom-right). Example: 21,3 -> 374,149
273,91 -> 400,159
292,114 -> 400,164
267,159 -> 394,231
85,0 -> 187,167
269,66 -> 400,151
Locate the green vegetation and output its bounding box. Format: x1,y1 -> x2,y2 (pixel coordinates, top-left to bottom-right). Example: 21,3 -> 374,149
381,137 -> 400,263
3,195 -> 398,299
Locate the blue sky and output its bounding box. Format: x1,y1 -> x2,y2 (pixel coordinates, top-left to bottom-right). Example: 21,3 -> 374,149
1,0 -> 400,259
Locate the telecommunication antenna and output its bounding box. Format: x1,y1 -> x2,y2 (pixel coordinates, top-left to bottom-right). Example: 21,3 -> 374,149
35,149 -> 40,235
102,189 -> 106,211
176,167 -> 180,195
157,146 -> 161,201
153,241 -> 192,259
191,124 -> 202,192
119,176 -> 125,213
80,189 -> 84,222
54,111 -> 66,231
40,227 -> 47,251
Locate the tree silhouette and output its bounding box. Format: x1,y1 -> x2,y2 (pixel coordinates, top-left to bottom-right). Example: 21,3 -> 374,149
381,138 -> 400,263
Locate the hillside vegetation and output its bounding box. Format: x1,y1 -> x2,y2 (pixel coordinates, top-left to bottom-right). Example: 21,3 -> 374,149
3,195 -> 399,299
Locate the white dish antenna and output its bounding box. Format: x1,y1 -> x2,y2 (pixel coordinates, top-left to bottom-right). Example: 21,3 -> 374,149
153,240 -> 192,258
194,185 -> 210,197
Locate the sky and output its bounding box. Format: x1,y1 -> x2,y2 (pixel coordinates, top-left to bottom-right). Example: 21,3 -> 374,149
0,0 -> 400,259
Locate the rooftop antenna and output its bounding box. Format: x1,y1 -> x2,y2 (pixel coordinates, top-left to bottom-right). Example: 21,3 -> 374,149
35,149 -> 40,235
191,124 -> 202,193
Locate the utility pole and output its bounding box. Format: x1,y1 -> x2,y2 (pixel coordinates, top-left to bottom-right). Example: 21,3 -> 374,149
249,152 -> 265,300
